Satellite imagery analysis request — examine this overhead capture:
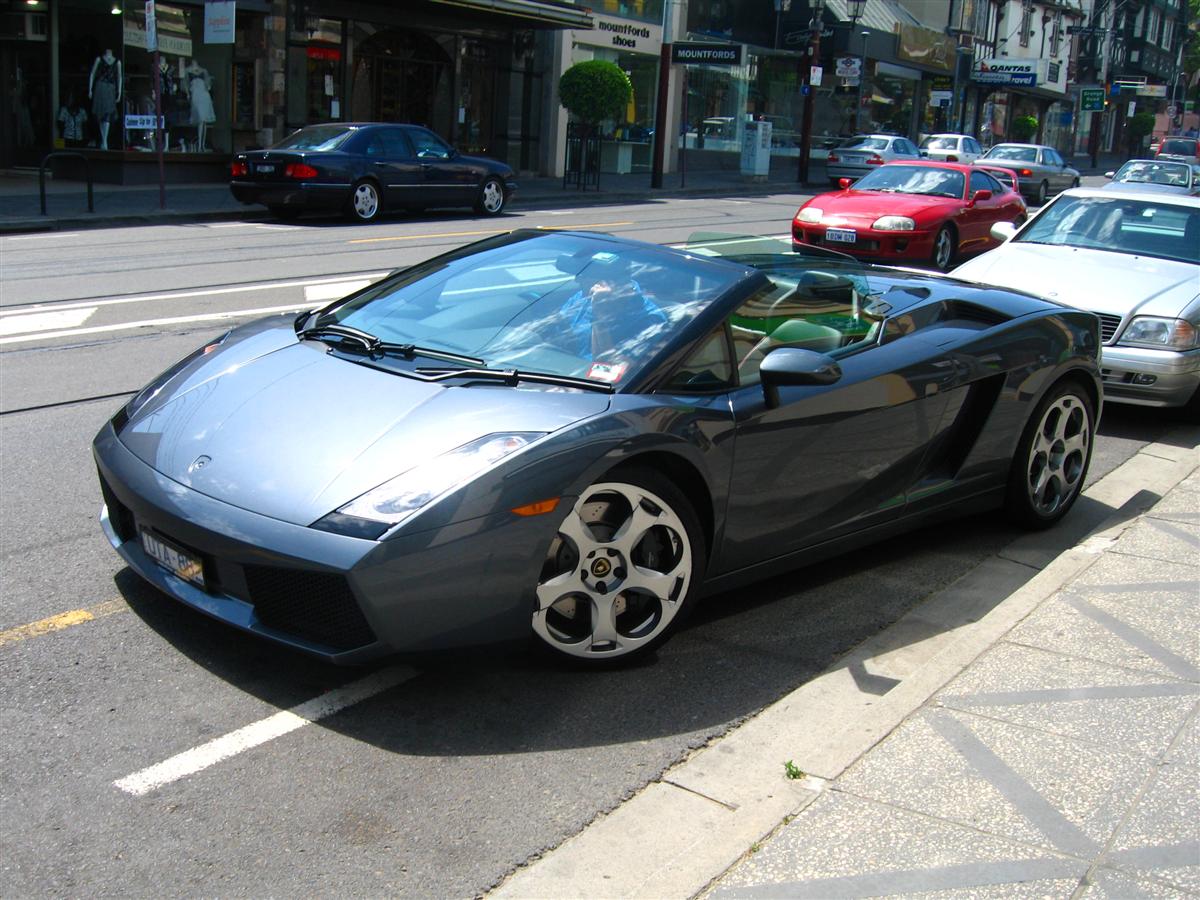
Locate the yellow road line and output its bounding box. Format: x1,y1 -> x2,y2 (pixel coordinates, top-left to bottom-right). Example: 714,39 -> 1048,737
347,222 -> 635,245
0,599 -> 127,648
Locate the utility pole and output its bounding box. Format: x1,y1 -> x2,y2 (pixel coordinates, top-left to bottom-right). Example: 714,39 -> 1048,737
797,0 -> 824,183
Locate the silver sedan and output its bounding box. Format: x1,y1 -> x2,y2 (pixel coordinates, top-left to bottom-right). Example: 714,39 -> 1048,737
824,134 -> 922,185
978,143 -> 1080,205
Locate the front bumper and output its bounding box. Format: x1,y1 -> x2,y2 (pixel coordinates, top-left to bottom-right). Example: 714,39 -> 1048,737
94,422 -> 551,662
1098,345 -> 1200,408
792,221 -> 934,262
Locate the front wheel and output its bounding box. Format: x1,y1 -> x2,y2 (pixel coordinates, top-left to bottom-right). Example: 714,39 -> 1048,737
1071,177 -> 1081,189
931,225 -> 956,271
475,177 -> 506,215
532,468 -> 704,664
1005,381 -> 1094,529
346,180 -> 382,223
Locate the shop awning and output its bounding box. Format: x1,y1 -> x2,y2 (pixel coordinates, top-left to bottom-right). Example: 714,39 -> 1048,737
426,0 -> 593,28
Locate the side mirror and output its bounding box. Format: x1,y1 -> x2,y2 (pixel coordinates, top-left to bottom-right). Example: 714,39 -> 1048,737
838,177 -> 852,190
969,189 -> 992,205
1104,171 -> 1115,179
991,220 -> 1018,242
760,348 -> 842,409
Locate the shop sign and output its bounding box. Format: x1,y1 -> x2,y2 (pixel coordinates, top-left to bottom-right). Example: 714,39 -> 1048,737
145,1 -> 157,52
306,46 -> 341,61
896,23 -> 955,72
930,90 -> 952,106
671,42 -> 742,65
574,13 -> 662,55
835,56 -> 861,77
124,22 -> 193,56
971,59 -> 1037,86
125,114 -> 165,130
1136,84 -> 1167,97
203,0 -> 235,45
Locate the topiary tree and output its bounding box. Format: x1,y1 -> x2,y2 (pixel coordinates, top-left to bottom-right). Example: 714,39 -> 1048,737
558,60 -> 632,131
1126,111 -> 1156,151
1010,114 -> 1038,142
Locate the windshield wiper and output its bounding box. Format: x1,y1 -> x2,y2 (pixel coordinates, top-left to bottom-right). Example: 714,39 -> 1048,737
414,366 -> 614,394
298,323 -> 483,366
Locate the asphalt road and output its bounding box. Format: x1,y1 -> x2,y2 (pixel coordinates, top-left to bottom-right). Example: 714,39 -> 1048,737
0,190 -> 1183,896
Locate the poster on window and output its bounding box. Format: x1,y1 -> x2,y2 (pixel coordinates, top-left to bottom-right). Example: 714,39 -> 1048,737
204,0 -> 235,44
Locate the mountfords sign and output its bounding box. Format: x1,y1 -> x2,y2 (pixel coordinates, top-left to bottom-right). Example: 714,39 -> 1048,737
573,13 -> 663,54
971,59 -> 1038,86
671,42 -> 743,65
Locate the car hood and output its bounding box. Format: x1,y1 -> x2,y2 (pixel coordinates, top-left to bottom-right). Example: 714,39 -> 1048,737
952,243 -> 1199,319
119,324 -> 608,525
810,191 -> 957,224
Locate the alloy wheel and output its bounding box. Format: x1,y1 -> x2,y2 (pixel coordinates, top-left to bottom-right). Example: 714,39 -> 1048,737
933,228 -> 954,270
352,182 -> 379,220
532,481 -> 693,660
1025,394 -> 1090,518
479,179 -> 505,214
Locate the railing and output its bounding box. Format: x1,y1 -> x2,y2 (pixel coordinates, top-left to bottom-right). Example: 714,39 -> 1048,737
563,123 -> 601,191
39,152 -> 94,215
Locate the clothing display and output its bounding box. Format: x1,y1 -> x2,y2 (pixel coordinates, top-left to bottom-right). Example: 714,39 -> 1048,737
188,69 -> 215,126
91,58 -> 119,124
57,105 -> 88,143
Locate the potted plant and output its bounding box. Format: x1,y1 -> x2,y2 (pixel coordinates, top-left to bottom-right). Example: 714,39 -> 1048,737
1010,114 -> 1038,142
558,60 -> 632,187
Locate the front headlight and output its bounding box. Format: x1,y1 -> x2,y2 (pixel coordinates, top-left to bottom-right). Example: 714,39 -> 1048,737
797,207 -> 823,224
872,216 -> 915,231
321,432 -> 544,534
1117,317 -> 1198,350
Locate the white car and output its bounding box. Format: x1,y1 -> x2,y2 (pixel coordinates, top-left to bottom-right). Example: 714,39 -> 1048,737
919,133 -> 982,164
824,134 -> 922,185
952,187 -> 1199,412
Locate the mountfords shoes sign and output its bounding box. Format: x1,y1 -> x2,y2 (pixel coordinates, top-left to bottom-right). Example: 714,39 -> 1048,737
573,13 -> 663,55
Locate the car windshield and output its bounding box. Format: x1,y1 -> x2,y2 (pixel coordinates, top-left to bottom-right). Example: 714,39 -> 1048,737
984,146 -> 1037,162
843,137 -> 889,151
315,232 -> 741,385
1160,139 -> 1198,156
921,137 -> 958,150
274,125 -> 355,151
1113,161 -> 1191,186
851,165 -> 965,198
1016,196 -> 1200,264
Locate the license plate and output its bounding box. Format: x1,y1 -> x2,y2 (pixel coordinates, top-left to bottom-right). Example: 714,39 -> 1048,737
840,154 -> 864,164
255,164 -> 275,174
825,228 -> 857,243
141,528 -> 206,588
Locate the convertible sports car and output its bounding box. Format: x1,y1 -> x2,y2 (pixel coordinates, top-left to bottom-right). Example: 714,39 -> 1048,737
230,123 -> 517,222
792,161 -> 1026,270
94,231 -> 1100,665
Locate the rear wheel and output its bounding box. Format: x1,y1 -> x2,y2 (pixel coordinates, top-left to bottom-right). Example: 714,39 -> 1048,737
346,180 -> 381,223
475,177 -> 506,215
1005,381 -> 1094,529
931,226 -> 956,271
532,468 -> 703,665
1035,180 -> 1049,205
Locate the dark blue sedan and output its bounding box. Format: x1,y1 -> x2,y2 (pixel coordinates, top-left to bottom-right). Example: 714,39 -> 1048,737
230,123 -> 518,222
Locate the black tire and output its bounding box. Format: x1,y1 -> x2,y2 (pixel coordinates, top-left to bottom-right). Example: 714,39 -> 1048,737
531,466 -> 705,665
345,179 -> 382,223
1036,180 -> 1049,205
931,225 -> 956,271
475,177 -> 506,215
266,205 -> 301,221
1071,177 -> 1081,189
1005,380 -> 1095,529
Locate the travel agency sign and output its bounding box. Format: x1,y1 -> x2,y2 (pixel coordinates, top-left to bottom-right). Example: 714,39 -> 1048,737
971,59 -> 1038,86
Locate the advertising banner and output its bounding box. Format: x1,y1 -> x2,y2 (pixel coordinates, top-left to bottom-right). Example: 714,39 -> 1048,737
204,0 -> 235,45
896,23 -> 955,72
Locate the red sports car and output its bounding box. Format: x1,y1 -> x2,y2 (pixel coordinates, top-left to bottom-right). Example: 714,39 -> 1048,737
792,160 -> 1027,271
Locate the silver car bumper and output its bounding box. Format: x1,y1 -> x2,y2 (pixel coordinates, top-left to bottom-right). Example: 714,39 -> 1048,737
1099,345 -> 1200,408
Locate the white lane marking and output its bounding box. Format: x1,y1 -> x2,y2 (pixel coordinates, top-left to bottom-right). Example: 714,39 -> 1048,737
5,232 -> 82,242
203,222 -> 259,228
0,272 -> 390,318
0,307 -> 96,336
304,279 -> 372,302
255,224 -> 299,231
668,232 -> 791,249
114,666 -> 417,796
0,302 -> 315,345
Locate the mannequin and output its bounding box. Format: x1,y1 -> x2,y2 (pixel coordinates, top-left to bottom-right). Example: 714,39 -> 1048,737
88,49 -> 122,150
184,59 -> 215,151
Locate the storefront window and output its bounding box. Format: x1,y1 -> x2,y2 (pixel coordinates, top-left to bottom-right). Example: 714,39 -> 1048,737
287,18 -> 343,128
56,0 -> 125,151
594,0 -> 664,24
569,44 -> 657,172
347,24 -> 453,136
862,63 -> 917,137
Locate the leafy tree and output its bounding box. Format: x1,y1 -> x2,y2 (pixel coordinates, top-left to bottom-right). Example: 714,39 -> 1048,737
1010,115 -> 1038,142
558,60 -> 632,126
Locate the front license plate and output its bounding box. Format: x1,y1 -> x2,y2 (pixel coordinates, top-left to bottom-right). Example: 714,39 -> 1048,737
141,529 -> 206,589
255,164 -> 275,174
825,227 -> 857,243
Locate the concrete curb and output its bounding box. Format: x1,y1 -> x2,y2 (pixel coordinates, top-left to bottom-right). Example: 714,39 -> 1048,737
487,432 -> 1199,900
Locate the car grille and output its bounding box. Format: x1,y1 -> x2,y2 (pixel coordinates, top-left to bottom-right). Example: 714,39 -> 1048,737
98,472 -> 137,543
244,565 -> 376,651
1097,313 -> 1122,344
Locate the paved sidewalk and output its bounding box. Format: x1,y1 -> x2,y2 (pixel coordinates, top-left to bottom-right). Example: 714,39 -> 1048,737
490,429 -> 1198,899
0,150 -> 1129,234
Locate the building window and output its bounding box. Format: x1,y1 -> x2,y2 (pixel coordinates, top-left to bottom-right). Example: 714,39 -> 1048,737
1049,13 -> 1062,56
1019,2 -> 1033,48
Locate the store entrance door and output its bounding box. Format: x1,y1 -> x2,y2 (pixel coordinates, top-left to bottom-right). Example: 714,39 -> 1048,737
1,42 -> 51,168
352,29 -> 452,138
